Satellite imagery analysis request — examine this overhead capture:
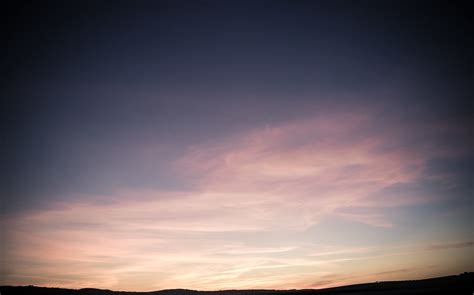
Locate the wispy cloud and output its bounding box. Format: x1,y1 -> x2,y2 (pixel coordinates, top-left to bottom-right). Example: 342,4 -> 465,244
1,110 -> 471,290
176,110 -> 441,228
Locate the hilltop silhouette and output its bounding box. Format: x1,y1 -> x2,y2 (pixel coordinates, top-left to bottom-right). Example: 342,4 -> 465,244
1,273 -> 473,295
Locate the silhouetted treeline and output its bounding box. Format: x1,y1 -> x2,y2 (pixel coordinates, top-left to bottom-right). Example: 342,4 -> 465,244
1,273 -> 473,295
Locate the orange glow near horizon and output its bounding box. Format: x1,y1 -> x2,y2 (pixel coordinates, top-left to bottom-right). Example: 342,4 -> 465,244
2,112 -> 473,291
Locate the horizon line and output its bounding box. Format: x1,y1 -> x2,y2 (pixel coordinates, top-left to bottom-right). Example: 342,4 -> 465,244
2,272 -> 472,293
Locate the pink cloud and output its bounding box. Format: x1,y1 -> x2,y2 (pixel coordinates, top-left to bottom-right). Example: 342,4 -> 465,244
175,110 -> 433,228
2,110 -> 466,290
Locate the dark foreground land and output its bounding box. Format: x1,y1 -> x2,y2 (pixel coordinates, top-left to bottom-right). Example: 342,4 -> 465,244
1,273 -> 473,295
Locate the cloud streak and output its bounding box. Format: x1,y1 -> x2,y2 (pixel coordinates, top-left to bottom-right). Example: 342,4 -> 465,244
1,110 -> 472,290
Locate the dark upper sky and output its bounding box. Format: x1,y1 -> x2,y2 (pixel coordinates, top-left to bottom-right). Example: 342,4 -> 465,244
3,1 -> 472,208
1,1 -> 473,289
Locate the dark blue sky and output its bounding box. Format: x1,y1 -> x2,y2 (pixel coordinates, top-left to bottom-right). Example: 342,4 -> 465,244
1,0 -> 472,216
4,1 -> 472,205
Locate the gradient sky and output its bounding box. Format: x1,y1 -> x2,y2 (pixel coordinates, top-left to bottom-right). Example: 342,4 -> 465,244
1,0 -> 473,291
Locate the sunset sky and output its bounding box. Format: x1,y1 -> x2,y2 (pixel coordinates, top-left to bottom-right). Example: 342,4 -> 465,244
1,0 -> 473,291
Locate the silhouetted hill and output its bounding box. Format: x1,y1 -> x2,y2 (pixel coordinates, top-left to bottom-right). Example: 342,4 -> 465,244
1,273 -> 473,295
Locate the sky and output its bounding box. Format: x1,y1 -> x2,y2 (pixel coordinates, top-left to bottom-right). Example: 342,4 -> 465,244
1,0 -> 473,291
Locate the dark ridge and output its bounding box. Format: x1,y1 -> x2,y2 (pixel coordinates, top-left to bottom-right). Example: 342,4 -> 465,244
1,273 -> 473,295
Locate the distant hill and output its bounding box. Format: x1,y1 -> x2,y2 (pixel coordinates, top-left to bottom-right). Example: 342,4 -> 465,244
1,272 -> 473,295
